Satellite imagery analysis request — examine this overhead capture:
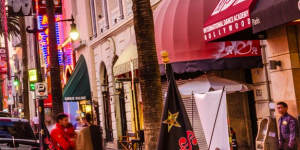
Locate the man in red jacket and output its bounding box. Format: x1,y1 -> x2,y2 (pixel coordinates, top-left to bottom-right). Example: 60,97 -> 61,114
50,113 -> 75,150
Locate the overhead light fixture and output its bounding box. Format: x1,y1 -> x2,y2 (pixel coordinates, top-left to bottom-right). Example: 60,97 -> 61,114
58,15 -> 79,41
70,22 -> 79,41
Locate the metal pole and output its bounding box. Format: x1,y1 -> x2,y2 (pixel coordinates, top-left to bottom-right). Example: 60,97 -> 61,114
0,78 -> 3,111
38,98 -> 45,149
208,87 -> 225,150
33,20 -> 43,83
26,13 -> 46,150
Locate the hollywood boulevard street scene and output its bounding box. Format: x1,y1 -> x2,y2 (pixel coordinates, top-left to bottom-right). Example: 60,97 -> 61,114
0,0 -> 300,149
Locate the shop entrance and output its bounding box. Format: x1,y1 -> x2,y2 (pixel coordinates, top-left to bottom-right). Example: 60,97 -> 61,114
62,55 -> 93,128
100,63 -> 114,142
220,69 -> 258,150
227,92 -> 257,150
63,100 -> 93,125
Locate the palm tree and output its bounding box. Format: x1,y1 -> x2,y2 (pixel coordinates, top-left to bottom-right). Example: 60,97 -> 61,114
19,16 -> 30,120
0,12 -> 28,119
0,15 -> 20,37
132,0 -> 163,149
46,0 -> 64,114
0,4 -> 21,111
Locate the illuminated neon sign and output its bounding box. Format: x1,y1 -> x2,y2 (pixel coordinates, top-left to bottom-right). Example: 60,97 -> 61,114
37,15 -> 63,67
37,15 -> 73,68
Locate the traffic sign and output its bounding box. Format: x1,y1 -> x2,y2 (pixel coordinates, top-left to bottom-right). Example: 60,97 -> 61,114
35,82 -> 48,99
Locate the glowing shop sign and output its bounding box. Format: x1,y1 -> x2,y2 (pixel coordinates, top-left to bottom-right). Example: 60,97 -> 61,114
37,15 -> 74,67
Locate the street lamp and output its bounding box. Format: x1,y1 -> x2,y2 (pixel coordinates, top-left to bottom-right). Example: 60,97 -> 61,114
58,15 -> 79,40
102,84 -> 108,94
70,22 -> 79,41
115,81 -> 122,91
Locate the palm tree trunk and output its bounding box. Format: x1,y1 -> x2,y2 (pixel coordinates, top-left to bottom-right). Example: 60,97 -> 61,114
46,0 -> 63,114
132,0 -> 163,149
19,17 -> 30,120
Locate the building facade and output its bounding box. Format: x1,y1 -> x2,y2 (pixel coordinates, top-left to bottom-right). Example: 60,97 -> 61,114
68,0 -> 266,149
64,0 -> 300,149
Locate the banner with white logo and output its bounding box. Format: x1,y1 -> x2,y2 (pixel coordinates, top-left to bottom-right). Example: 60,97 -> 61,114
195,90 -> 230,150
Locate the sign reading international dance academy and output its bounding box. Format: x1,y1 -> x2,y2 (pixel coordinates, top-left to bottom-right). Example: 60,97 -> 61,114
203,0 -> 257,41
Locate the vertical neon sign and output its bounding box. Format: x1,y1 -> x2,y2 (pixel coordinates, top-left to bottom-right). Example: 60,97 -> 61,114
37,15 -> 64,67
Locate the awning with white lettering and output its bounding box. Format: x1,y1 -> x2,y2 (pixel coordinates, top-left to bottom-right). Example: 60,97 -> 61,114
63,55 -> 91,101
251,0 -> 300,34
154,0 -> 263,74
203,0 -> 264,42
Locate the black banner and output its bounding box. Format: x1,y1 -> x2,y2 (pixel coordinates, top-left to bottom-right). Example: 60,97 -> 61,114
157,64 -> 199,150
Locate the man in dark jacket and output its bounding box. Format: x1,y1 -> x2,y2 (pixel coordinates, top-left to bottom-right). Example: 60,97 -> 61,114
277,102 -> 298,150
77,113 -> 103,150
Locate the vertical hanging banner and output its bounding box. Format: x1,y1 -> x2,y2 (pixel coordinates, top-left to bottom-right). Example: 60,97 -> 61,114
194,90 -> 230,150
0,0 -> 10,78
0,48 -> 7,74
158,64 -> 199,150
37,15 -> 64,67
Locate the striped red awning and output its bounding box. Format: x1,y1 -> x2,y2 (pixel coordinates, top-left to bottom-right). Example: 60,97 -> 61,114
154,0 -> 261,66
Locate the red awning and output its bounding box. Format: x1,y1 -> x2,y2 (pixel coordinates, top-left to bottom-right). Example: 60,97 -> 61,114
154,0 -> 261,66
203,0 -> 257,42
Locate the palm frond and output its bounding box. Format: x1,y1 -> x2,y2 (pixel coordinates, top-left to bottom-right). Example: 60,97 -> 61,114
0,15 -> 20,38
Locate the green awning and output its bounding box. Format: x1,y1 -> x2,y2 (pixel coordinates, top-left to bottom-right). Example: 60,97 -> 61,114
63,55 -> 91,101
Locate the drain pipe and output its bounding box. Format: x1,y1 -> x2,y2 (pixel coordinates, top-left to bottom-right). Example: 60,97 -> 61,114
260,41 -> 273,113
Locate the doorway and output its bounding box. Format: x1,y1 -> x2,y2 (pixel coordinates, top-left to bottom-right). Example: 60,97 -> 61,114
101,64 -> 113,142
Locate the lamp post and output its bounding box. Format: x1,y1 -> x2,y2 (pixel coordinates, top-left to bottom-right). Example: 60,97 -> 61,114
26,14 -> 46,150
102,84 -> 108,94
58,15 -> 79,76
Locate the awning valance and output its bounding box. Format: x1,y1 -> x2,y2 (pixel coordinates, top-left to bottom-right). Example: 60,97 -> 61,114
63,55 -> 91,101
251,0 -> 300,33
113,45 -> 138,76
203,0 -> 259,42
178,74 -> 251,96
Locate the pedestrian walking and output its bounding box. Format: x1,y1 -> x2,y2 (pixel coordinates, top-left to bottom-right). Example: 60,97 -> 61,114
76,113 -> 103,150
277,102 -> 298,150
50,113 -> 76,150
